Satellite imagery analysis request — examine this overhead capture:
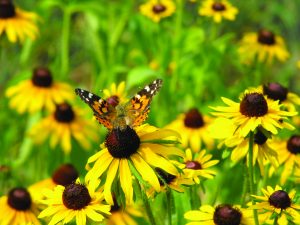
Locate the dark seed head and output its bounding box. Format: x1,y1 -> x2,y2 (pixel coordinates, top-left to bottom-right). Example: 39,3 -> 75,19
106,95 -> 120,107
257,30 -> 276,45
263,83 -> 288,102
110,196 -> 120,212
254,130 -> 268,145
155,168 -> 176,186
212,2 -> 226,11
185,161 -> 202,170
105,126 -> 140,158
7,188 -> 32,211
240,93 -> 268,117
287,135 -> 300,154
31,67 -> 53,87
62,183 -> 91,210
213,204 -> 242,225
52,164 -> 79,186
184,108 -> 204,128
0,0 -> 15,18
269,190 -> 291,209
54,103 -> 75,123
152,4 -> 166,13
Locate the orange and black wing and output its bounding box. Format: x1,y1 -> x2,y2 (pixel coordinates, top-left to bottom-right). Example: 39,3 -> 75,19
75,88 -> 115,129
129,79 -> 163,127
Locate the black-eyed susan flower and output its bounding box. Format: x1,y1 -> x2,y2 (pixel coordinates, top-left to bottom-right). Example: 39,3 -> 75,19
29,103 -> 98,154
106,198 -> 143,225
103,82 -> 127,107
210,118 -> 278,175
238,30 -> 289,64
261,82 -> 300,112
268,135 -> 300,184
38,178 -> 111,225
6,67 -> 73,114
198,0 -> 238,23
174,148 -> 219,184
0,187 -> 40,225
0,0 -> 38,43
139,0 -> 176,23
85,124 -> 183,205
211,91 -> 296,137
250,185 -> 300,224
29,164 -> 79,202
184,204 -> 254,225
166,108 -> 215,152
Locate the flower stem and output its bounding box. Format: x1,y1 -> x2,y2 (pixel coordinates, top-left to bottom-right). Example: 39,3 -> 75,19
248,131 -> 259,225
241,160 -> 249,207
166,189 -> 173,225
61,7 -> 71,78
136,181 -> 157,225
273,215 -> 278,225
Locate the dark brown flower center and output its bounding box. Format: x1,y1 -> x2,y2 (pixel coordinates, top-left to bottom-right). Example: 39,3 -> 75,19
186,161 -> 202,170
263,83 -> 288,102
254,130 -> 268,145
155,168 -> 176,185
269,190 -> 291,209
152,4 -> 166,14
0,0 -> 15,18
110,197 -> 121,212
54,103 -> 75,123
184,108 -> 204,128
105,126 -> 140,158
62,183 -> 91,210
7,188 -> 32,211
212,2 -> 226,11
240,93 -> 268,117
287,135 -> 300,154
52,164 -> 79,186
31,67 -> 53,87
257,30 -> 276,45
106,95 -> 120,107
213,204 -> 242,225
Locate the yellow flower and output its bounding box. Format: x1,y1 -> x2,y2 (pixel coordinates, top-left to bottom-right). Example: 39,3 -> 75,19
259,83 -> 300,112
139,0 -> 176,23
103,82 -> 127,106
6,68 -> 73,114
238,30 -> 289,64
211,91 -> 296,137
147,168 -> 194,197
0,0 -> 38,43
106,199 -> 143,225
29,103 -> 99,154
184,204 -> 254,225
85,124 -> 183,205
0,187 -> 40,225
250,185 -> 300,224
166,108 -> 215,152
29,164 -> 79,203
198,0 -> 238,23
38,178 -> 111,225
174,148 -> 219,184
268,136 -> 300,184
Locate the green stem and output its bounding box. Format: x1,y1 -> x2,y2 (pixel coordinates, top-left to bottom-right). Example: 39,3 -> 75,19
248,132 -> 259,225
273,215 -> 278,225
189,185 -> 201,209
170,0 -> 183,94
166,189 -> 172,225
61,8 -> 71,78
241,160 -> 249,207
136,181 -> 157,225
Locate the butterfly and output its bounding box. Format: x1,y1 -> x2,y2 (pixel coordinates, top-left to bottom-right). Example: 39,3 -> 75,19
75,79 -> 163,130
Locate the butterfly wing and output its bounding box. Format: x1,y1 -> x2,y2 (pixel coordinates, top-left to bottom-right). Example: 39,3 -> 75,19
75,88 -> 115,129
129,79 -> 163,127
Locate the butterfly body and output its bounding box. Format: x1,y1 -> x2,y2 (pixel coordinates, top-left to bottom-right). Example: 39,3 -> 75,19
75,79 -> 162,130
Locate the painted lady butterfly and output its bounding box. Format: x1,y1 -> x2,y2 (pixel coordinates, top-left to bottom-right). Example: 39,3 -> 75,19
75,79 -> 163,130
